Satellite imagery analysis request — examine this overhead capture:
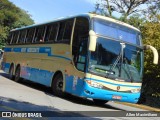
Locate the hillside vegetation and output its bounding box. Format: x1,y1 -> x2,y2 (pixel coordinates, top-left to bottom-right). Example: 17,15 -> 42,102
0,0 -> 34,48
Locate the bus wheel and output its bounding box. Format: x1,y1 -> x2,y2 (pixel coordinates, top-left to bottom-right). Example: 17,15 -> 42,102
14,66 -> 22,82
9,65 -> 14,80
52,74 -> 64,97
93,99 -> 108,105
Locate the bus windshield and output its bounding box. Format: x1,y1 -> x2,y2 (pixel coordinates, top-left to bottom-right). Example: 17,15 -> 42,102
94,18 -> 141,45
89,37 -> 143,83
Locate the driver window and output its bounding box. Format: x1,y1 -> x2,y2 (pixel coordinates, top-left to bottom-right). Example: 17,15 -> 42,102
72,17 -> 89,72
76,41 -> 88,71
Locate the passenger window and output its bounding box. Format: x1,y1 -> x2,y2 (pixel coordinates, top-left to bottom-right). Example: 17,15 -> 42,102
26,28 -> 35,43
7,32 -> 13,44
33,26 -> 45,43
45,23 -> 58,42
57,22 -> 65,41
63,19 -> 74,42
18,30 -> 27,44
57,19 -> 74,43
12,32 -> 19,44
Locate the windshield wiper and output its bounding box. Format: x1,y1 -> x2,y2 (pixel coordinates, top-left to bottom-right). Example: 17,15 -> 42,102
106,43 -> 125,78
124,58 -> 134,83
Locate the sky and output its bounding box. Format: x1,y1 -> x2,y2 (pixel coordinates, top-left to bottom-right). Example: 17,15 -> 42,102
9,0 -> 97,24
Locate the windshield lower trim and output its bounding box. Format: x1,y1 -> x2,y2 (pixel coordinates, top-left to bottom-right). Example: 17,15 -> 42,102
88,71 -> 141,83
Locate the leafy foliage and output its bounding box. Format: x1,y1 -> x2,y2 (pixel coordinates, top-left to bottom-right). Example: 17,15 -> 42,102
140,18 -> 160,96
0,0 -> 34,48
94,0 -> 150,20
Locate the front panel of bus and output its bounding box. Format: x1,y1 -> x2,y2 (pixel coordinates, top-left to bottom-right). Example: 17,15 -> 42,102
82,18 -> 144,103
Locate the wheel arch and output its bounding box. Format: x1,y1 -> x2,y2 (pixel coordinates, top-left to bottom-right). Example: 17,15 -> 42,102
15,64 -> 21,71
14,63 -> 22,82
9,63 -> 15,74
51,70 -> 65,90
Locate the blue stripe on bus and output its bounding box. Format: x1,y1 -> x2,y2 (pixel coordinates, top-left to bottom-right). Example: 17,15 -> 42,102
4,48 -> 12,52
85,77 -> 141,88
13,48 -> 22,52
21,66 -> 54,87
4,47 -> 72,61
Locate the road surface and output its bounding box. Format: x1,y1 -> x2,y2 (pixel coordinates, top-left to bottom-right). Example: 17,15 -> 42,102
0,70 -> 159,120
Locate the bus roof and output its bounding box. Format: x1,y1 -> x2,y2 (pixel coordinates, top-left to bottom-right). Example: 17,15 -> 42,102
11,13 -> 140,32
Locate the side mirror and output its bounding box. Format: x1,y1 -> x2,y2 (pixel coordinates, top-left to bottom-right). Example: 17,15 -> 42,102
144,45 -> 159,64
89,30 -> 97,51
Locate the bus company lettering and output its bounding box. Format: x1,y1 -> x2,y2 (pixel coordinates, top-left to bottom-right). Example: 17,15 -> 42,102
27,48 -> 39,53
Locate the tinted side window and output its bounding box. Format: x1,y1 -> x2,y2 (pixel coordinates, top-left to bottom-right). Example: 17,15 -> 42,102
18,30 -> 27,43
26,28 -> 35,43
57,19 -> 74,43
57,22 -> 65,41
72,17 -> 89,48
76,41 -> 88,71
33,26 -> 45,43
45,23 -> 58,42
12,32 -> 19,44
7,32 -> 13,44
72,17 -> 89,71
63,19 -> 74,41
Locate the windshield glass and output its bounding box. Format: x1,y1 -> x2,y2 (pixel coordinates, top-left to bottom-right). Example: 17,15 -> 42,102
94,18 -> 141,45
89,37 -> 143,83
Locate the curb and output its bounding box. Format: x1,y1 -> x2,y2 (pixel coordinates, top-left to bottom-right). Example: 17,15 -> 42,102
116,102 -> 160,112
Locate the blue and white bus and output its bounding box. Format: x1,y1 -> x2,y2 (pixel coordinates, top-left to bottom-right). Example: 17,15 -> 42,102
1,13 -> 158,104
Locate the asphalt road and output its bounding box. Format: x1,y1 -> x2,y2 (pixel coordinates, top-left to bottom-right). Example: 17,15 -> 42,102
0,70 -> 159,120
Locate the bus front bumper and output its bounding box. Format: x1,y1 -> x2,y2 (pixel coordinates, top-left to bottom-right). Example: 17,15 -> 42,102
81,81 -> 140,103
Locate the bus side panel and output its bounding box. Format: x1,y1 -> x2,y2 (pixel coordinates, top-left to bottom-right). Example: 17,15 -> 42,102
21,66 -> 54,86
2,62 -> 10,74
64,62 -> 86,96
65,75 -> 85,96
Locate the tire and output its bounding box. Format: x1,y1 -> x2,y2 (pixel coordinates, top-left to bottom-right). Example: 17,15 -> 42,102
9,65 -> 14,80
93,99 -> 108,105
52,74 -> 64,97
14,66 -> 22,82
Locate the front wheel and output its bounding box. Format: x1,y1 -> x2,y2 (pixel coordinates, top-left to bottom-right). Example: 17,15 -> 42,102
52,74 -> 64,97
93,99 -> 108,105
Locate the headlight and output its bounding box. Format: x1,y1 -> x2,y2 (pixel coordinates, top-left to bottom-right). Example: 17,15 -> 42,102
131,88 -> 141,93
86,80 -> 103,89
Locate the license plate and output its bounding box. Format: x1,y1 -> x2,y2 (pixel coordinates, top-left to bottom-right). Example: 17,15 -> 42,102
112,95 -> 122,100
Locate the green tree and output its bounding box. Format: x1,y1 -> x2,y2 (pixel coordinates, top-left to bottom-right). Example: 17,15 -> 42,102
94,0 -> 150,21
142,0 -> 160,22
124,14 -> 145,28
13,9 -> 34,28
0,0 -> 34,48
141,17 -> 160,96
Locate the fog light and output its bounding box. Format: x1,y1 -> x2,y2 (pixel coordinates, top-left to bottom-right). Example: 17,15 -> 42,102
86,80 -> 103,89
131,88 -> 141,93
